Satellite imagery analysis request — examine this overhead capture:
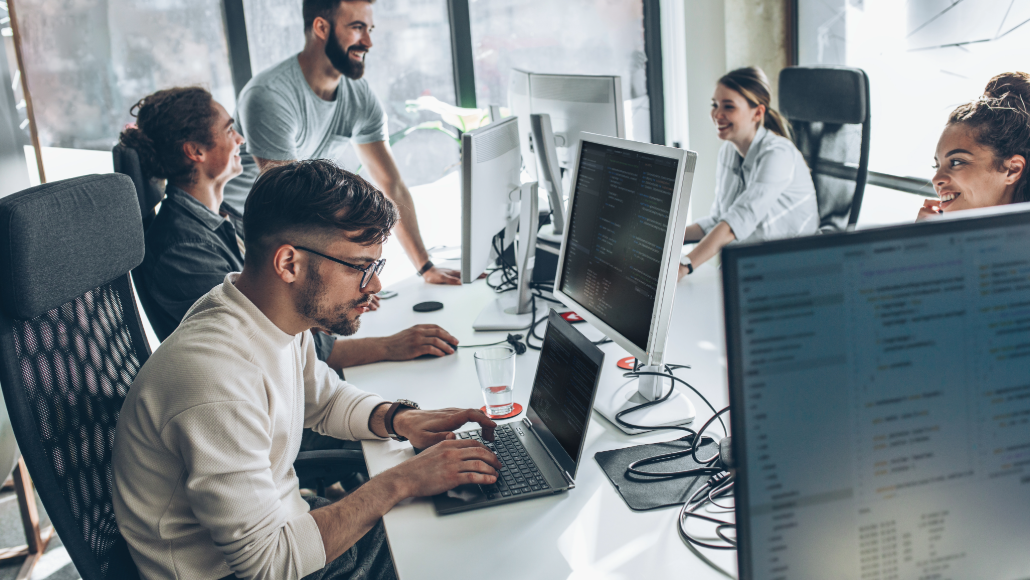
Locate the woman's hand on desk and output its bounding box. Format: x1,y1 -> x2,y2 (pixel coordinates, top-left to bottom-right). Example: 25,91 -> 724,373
394,407 -> 497,448
677,264 -> 693,281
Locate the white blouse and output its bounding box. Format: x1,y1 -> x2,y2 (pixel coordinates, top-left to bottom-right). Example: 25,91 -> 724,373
696,125 -> 819,243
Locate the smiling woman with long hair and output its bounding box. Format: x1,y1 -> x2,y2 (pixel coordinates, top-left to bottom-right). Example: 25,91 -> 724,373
679,67 -> 818,279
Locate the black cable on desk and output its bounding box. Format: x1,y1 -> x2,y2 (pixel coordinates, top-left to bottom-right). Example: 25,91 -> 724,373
678,473 -> 737,550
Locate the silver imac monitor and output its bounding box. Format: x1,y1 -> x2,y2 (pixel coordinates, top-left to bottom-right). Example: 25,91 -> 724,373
722,204 -> 1030,580
553,132 -> 697,433
508,70 -> 626,244
460,116 -> 540,331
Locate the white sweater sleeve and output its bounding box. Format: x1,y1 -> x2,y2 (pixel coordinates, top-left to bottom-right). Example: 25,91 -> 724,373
164,400 -> 326,580
300,331 -> 388,440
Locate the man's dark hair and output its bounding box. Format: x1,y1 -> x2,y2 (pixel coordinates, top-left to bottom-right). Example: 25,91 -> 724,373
303,0 -> 375,32
243,160 -> 397,266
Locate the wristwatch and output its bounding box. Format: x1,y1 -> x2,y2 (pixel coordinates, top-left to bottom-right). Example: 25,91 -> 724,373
384,399 -> 420,441
416,260 -> 434,277
680,254 -> 694,275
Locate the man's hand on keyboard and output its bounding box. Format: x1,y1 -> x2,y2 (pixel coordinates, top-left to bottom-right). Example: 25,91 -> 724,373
385,439 -> 501,497
394,407 -> 497,449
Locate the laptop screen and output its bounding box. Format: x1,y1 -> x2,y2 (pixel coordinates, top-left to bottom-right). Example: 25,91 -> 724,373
526,310 -> 605,478
722,208 -> 1030,580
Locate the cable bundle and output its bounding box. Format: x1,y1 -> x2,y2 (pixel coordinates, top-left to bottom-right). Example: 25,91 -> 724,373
610,364 -> 736,551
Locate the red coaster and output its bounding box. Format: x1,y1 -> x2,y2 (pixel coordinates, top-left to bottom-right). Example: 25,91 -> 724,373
481,402 -> 523,420
617,356 -> 637,370
560,311 -> 585,323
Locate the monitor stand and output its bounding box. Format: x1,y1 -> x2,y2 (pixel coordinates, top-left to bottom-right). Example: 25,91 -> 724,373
474,183 -> 539,331
595,365 -> 696,435
531,114 -> 565,246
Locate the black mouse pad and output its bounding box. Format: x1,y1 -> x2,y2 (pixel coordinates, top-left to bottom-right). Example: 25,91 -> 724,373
594,437 -> 720,511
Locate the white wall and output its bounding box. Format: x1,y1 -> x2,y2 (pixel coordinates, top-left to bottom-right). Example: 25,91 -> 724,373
680,0 -> 727,224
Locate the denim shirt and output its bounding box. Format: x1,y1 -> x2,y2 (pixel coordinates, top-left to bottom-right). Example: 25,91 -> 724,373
136,186 -> 335,360
696,125 -> 819,243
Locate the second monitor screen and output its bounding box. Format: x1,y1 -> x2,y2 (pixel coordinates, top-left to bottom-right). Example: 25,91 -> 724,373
559,140 -> 680,352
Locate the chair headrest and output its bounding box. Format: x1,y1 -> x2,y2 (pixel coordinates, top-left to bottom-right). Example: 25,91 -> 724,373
112,144 -> 164,216
0,174 -> 144,320
779,66 -> 869,125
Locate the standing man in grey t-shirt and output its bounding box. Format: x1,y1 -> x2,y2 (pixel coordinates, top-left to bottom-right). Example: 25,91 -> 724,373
224,0 -> 460,285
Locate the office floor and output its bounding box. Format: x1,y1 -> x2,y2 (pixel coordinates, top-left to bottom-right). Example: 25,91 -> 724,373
0,486 -> 80,580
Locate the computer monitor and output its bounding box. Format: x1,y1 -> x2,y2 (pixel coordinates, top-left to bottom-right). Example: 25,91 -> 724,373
460,116 -> 540,330
508,70 -> 626,243
722,204 -> 1030,580
553,132 -> 697,433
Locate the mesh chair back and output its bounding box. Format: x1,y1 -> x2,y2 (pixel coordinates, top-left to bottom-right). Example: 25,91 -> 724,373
779,66 -> 871,232
112,144 -> 164,231
0,174 -> 147,580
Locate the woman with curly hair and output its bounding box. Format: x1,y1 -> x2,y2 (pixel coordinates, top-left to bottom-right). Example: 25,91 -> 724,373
918,72 -> 1030,220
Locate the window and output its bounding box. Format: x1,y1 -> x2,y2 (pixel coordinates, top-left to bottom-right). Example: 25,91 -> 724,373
798,0 -> 1029,181
13,0 -> 236,181
468,0 -> 651,142
242,0 -> 460,188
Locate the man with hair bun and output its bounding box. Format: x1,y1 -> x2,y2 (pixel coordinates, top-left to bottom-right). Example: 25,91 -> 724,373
224,0 -> 461,285
113,159 -> 501,580
918,71 -> 1030,220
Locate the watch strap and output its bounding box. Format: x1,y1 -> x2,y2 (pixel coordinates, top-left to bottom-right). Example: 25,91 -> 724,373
680,255 -> 694,275
383,402 -> 406,440
416,260 -> 434,277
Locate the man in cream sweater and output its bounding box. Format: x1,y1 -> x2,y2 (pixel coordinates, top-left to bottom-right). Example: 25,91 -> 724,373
112,160 -> 500,580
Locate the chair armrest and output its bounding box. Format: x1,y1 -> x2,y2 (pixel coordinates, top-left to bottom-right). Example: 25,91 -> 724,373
294,449 -> 366,473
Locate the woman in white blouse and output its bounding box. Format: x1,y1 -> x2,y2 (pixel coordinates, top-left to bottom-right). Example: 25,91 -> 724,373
679,67 -> 818,279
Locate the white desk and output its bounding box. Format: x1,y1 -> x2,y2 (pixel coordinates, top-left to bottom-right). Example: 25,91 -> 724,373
347,260 -> 737,579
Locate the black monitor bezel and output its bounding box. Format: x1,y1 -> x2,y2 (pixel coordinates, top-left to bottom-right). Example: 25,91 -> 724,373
526,309 -> 606,478
721,207 -> 1030,580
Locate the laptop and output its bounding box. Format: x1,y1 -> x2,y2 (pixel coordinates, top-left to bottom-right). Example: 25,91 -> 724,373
431,308 -> 605,515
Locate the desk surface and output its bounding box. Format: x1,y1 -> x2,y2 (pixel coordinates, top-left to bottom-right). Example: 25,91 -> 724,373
347,261 -> 737,580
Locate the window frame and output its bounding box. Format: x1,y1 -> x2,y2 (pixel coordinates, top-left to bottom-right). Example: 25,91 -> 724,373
220,0 -> 667,145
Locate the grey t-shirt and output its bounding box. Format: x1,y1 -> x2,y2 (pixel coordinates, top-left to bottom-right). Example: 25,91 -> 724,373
222,54 -> 389,213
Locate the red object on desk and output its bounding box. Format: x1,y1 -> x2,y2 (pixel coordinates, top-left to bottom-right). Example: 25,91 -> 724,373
480,403 -> 523,420
617,356 -> 637,370
560,311 -> 584,323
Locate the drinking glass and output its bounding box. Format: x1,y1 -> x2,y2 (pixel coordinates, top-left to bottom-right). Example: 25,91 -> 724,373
474,346 -> 517,417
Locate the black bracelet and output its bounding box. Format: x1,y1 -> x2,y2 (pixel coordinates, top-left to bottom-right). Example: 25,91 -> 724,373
416,260 -> 434,277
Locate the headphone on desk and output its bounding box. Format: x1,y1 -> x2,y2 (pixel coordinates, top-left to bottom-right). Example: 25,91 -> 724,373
458,333 -> 527,355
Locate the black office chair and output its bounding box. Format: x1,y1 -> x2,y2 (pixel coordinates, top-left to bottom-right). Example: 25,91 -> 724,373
778,66 -> 871,232
0,174 -> 146,579
112,144 -> 164,232
0,174 -> 363,579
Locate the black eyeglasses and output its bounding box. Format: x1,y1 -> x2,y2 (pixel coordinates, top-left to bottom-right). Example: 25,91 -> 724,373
294,246 -> 386,289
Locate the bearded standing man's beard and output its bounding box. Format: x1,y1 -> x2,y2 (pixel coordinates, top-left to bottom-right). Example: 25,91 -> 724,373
325,23 -> 366,80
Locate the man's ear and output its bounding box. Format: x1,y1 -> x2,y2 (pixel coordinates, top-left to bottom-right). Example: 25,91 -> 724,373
182,141 -> 205,165
311,15 -> 332,43
1005,154 -> 1026,185
272,244 -> 305,284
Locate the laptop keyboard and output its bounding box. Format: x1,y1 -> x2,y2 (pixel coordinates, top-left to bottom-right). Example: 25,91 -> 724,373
458,423 -> 550,499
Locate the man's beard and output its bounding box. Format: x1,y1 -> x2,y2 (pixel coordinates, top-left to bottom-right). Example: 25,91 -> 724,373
298,264 -> 369,336
325,23 -> 366,80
